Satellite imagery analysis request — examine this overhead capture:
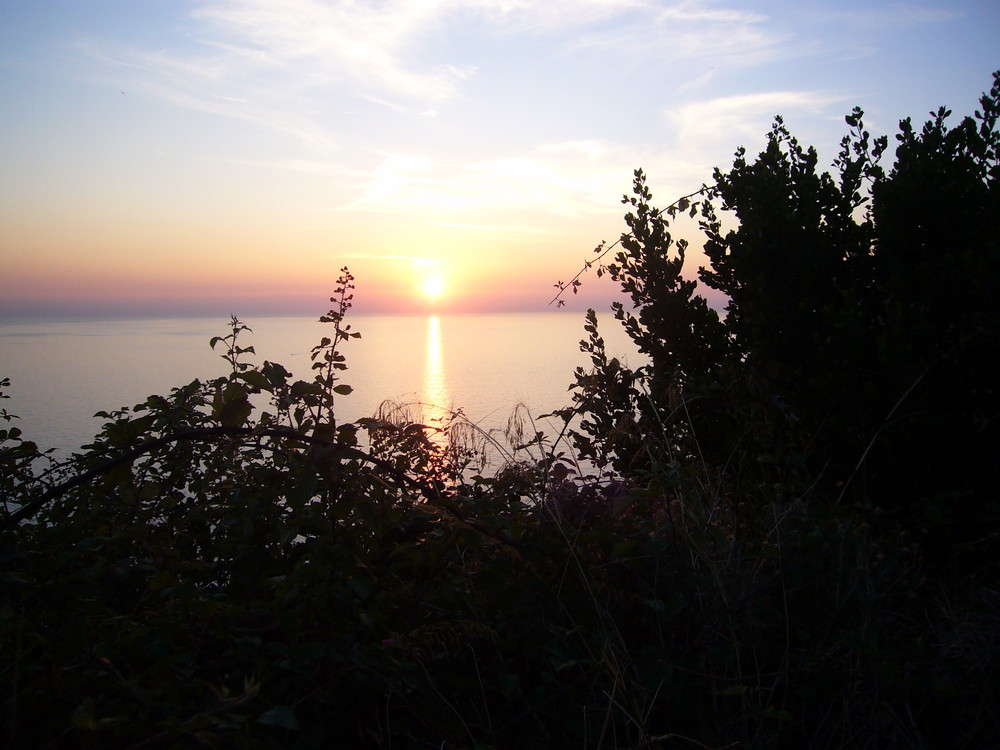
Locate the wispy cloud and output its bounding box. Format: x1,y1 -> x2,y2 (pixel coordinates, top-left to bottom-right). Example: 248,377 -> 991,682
75,0 -> 474,159
78,0 -> 806,150
430,222 -> 552,234
568,1 -> 795,71
190,0 -> 475,102
341,139 -> 628,218
809,2 -> 963,30
212,156 -> 361,176
668,90 -> 844,155
537,140 -> 608,158
655,2 -> 766,24
76,38 -> 344,151
72,0 -> 839,216
339,154 -> 445,210
340,252 -> 440,268
462,155 -> 616,217
459,0 -> 645,32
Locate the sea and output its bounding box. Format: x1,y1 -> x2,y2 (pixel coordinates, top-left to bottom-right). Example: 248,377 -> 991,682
0,312 -> 642,466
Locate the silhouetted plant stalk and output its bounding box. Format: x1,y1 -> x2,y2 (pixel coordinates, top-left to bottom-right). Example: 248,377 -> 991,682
210,315 -> 255,378
310,266 -> 360,429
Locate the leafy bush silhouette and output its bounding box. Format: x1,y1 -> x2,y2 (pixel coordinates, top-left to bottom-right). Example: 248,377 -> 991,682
561,72 -> 1000,553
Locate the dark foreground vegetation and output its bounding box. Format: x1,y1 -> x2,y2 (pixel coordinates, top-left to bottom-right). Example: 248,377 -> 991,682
3,73 -> 998,748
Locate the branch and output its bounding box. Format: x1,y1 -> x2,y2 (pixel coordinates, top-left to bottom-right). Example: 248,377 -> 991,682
548,236 -> 624,307
548,184 -> 712,308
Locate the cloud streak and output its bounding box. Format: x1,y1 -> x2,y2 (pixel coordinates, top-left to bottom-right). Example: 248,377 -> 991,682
567,0 -> 795,73
430,222 -> 553,234
78,0 -> 809,150
669,90 -> 845,155
72,1 -> 854,220
809,3 -> 964,30
339,138 -> 631,218
191,0 -> 473,102
340,253 -> 441,268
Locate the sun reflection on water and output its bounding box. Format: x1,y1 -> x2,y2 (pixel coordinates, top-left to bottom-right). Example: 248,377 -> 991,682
422,315 -> 451,450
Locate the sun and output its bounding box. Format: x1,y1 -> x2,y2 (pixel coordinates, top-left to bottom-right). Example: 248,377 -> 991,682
421,275 -> 446,300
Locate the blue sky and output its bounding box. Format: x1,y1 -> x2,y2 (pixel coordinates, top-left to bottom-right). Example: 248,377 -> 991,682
2,0 -> 997,316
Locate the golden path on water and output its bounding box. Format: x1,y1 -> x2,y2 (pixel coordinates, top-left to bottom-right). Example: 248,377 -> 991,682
421,315 -> 451,452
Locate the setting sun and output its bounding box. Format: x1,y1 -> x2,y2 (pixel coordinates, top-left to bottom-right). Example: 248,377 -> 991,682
422,275 -> 446,300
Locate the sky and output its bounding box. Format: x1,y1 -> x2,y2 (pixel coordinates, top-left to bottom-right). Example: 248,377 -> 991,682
1,0 -> 997,317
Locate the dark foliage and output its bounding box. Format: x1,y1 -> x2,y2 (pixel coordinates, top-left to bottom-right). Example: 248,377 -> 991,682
564,73 -> 1000,555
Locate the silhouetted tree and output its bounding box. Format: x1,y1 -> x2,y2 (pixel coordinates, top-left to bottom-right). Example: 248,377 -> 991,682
569,72 -> 1000,548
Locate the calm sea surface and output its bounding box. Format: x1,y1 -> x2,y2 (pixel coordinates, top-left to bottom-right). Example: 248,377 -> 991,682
0,312 -> 641,460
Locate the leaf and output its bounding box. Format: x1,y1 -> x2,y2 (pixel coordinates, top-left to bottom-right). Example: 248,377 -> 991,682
106,415 -> 156,447
714,684 -> 747,696
240,369 -> 271,391
336,424 -> 359,447
71,698 -> 97,730
218,398 -> 252,428
312,423 -> 336,442
290,380 -> 324,399
333,384 -> 353,396
262,361 -> 291,388
610,492 -> 634,518
640,597 -> 667,614
257,705 -> 300,730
